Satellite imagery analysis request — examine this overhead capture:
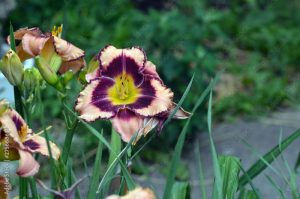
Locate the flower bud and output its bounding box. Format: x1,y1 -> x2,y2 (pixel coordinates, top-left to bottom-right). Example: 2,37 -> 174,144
0,49 -> 24,86
86,56 -> 99,74
36,56 -> 59,86
79,56 -> 99,84
61,70 -> 74,85
23,68 -> 41,92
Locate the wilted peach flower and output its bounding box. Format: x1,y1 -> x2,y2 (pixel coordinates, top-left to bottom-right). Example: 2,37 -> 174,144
8,26 -> 85,74
76,45 -> 190,142
106,187 -> 156,199
0,100 -> 60,177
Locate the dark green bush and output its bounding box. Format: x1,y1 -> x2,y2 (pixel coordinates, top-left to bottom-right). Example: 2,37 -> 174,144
4,0 -> 300,147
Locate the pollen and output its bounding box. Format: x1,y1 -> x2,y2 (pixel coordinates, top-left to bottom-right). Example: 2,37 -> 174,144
51,24 -> 63,37
19,125 -> 29,142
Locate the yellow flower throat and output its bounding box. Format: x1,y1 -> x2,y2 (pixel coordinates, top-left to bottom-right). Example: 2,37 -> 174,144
108,72 -> 140,105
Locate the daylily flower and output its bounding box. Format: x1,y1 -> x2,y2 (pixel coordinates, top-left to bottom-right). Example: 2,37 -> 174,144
75,45 -> 190,142
0,100 -> 60,177
8,26 -> 85,89
9,26 -> 85,74
106,187 -> 156,199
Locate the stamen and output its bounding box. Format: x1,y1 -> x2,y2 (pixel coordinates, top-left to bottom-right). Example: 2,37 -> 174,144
51,24 -> 63,38
116,73 -> 129,100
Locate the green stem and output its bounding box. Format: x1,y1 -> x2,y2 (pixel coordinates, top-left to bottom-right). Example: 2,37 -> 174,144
61,118 -> 79,164
11,22 -> 29,198
14,87 -> 23,115
29,177 -> 39,199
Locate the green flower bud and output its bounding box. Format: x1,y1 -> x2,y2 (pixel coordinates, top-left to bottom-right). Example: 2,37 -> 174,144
0,49 -> 24,86
78,56 -> 98,84
62,70 -> 74,85
23,68 -> 41,92
86,56 -> 99,74
36,56 -> 59,85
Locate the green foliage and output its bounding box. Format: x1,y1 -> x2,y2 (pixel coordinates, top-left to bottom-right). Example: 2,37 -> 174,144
171,182 -> 190,199
5,0 -> 300,147
218,156 -> 241,199
238,189 -> 259,199
239,129 -> 300,187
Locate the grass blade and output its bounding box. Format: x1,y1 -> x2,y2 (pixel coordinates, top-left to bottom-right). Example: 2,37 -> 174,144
265,175 -> 287,199
239,166 -> 260,198
29,177 -> 39,199
171,182 -> 190,199
294,151 -> 300,171
163,74 -> 194,126
239,128 -> 300,187
96,132 -> 137,194
195,141 -> 207,199
207,90 -> 223,199
9,22 -> 16,51
238,188 -> 259,199
218,155 -> 240,199
162,78 -> 217,199
108,128 -> 122,166
87,139 -> 103,199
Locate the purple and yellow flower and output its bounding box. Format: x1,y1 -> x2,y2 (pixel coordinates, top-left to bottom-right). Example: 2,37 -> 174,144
9,26 -> 85,74
106,187 -> 156,199
75,45 -> 190,142
0,100 -> 60,177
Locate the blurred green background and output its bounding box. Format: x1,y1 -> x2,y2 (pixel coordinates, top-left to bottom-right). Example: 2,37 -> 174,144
2,0 -> 300,149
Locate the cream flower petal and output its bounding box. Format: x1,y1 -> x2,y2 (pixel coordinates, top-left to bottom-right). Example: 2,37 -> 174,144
53,36 -> 85,62
59,58 -> 86,74
22,33 -> 49,57
106,187 -> 156,199
16,149 -> 40,177
23,135 -> 60,160
129,78 -> 174,117
75,78 -> 116,122
111,109 -> 143,142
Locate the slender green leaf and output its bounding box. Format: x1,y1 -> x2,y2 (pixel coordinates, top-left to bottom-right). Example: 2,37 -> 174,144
97,132 -> 137,194
87,139 -> 103,199
195,141 -> 207,199
208,91 -> 223,199
163,78 -> 218,199
108,128 -> 122,166
238,188 -> 259,199
265,175 -> 286,199
294,151 -> 300,171
164,74 -> 194,126
171,182 -> 190,199
279,133 -> 300,199
218,155 -> 240,199
239,166 -> 260,198
239,128 -> 300,186
9,22 -> 16,51
29,177 -> 39,199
